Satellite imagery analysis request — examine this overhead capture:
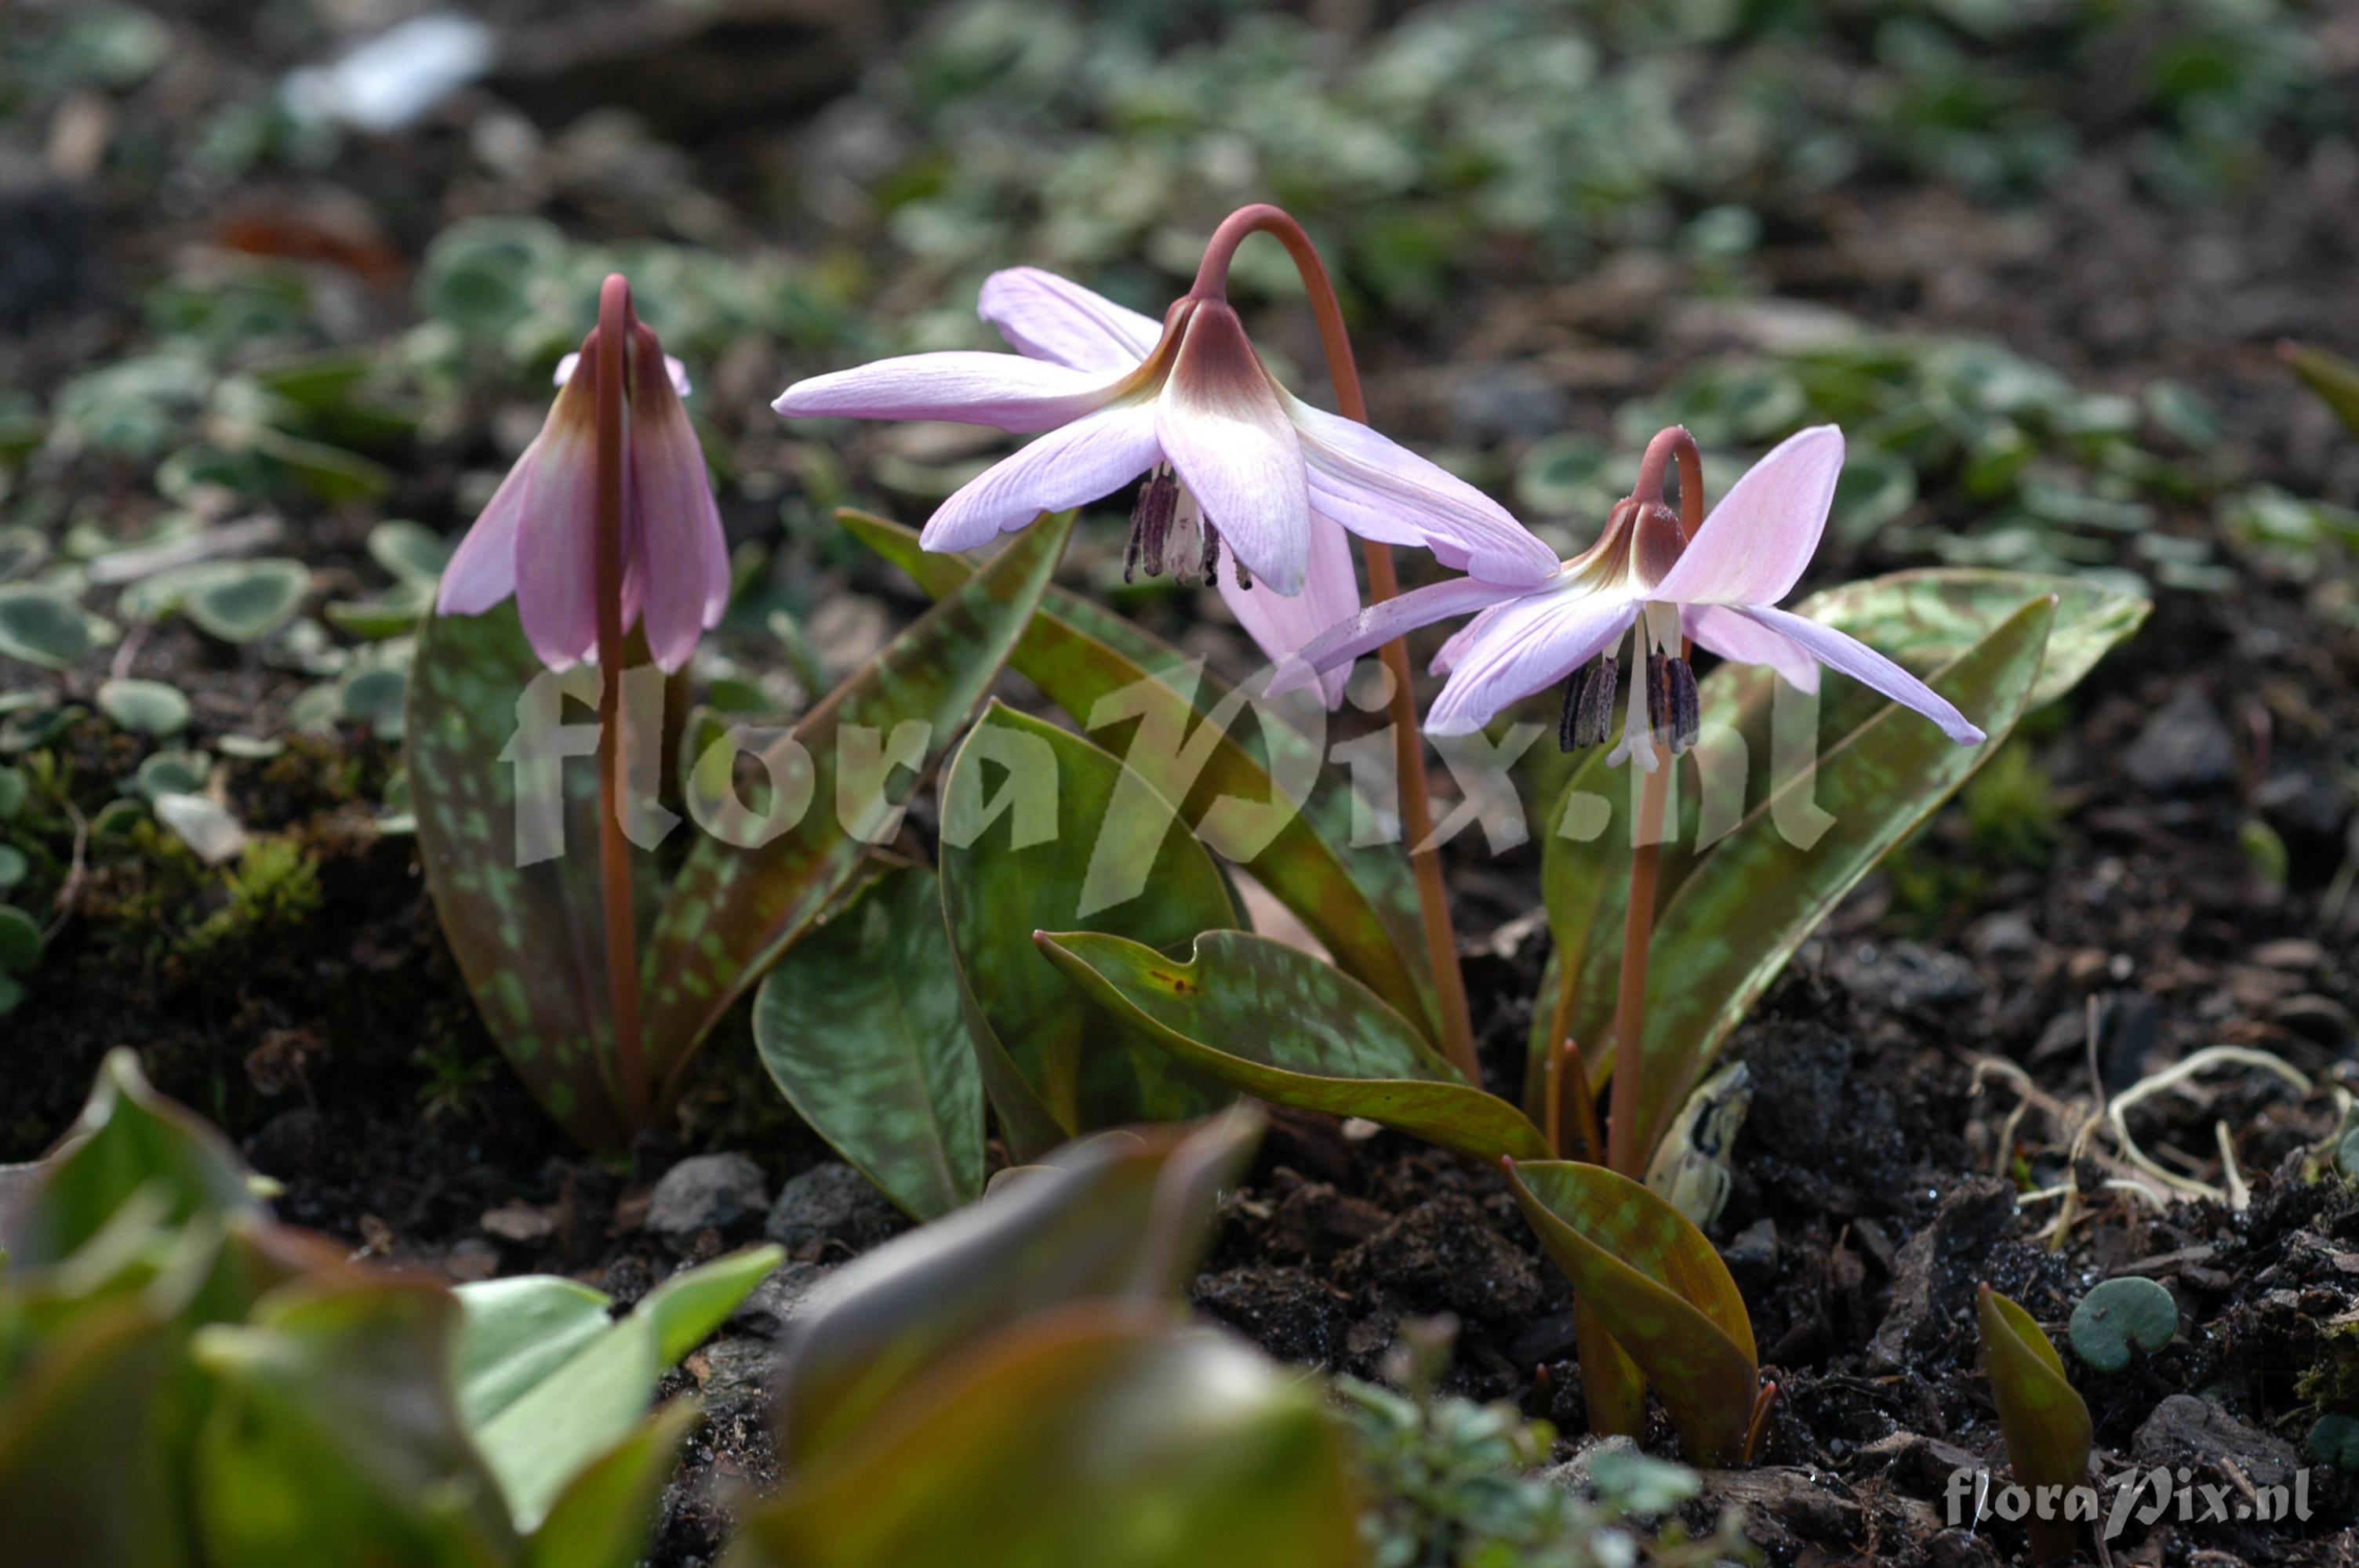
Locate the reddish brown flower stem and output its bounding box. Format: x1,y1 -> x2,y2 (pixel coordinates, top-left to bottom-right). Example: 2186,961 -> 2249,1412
593,273 -> 650,1132
1190,204 -> 1479,1083
1604,425 -> 1703,1178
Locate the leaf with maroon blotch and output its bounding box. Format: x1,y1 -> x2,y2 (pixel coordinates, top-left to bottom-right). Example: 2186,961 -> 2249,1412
1502,1159 -> 1764,1468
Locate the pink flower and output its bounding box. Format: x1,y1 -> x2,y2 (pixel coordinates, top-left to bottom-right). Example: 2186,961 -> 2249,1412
1274,426 -> 1986,767
438,324 -> 729,673
772,267 -> 1556,706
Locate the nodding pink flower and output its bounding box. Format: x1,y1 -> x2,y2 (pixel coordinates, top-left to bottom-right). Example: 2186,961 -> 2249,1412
1274,426 -> 1986,768
437,324 -> 729,673
772,267 -> 1556,706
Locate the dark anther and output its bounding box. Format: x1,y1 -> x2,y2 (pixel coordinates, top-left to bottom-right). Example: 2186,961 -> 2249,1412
1126,469 -> 1180,582
1645,650 -> 1670,742
1667,655 -> 1700,754
1198,518 -> 1220,584
1581,655 -> 1618,746
1557,658 -> 1619,752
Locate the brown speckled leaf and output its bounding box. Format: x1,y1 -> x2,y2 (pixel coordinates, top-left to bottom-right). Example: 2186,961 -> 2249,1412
843,509 -> 1437,1039
639,514 -> 1072,1099
1503,1159 -> 1760,1467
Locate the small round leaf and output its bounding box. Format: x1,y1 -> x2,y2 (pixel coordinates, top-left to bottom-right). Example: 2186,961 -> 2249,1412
97,678 -> 192,738
0,765 -> 24,820
368,521 -> 452,583
2309,1414 -> 2359,1470
136,750 -> 210,803
0,585 -> 93,669
2068,1276 -> 2177,1373
340,666 -> 408,738
0,903 -> 42,975
0,844 -> 25,890
185,560 -> 311,643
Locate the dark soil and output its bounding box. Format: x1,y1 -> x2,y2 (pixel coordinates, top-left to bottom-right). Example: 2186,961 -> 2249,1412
9,3 -> 2359,1566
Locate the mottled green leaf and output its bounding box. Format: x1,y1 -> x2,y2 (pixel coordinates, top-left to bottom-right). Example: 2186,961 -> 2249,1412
183,559 -> 311,644
775,1110 -> 1260,1467
1536,575 -> 2121,1160
456,1246 -> 780,1530
2066,1276 -> 2175,1373
754,865 -> 983,1221
734,1305 -> 1361,1568
1038,928 -> 1551,1164
1503,1160 -> 1760,1467
405,600 -> 655,1149
941,703 -> 1236,1142
640,514 -> 1073,1103
2285,340 -> 2359,440
1978,1285 -> 2092,1564
844,509 -> 1435,1036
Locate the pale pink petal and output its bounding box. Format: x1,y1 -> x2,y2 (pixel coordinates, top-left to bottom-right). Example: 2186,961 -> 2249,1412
1289,397 -> 1557,588
1681,602 -> 1819,693
514,420 -> 602,670
627,333 -> 731,673
1156,301 -> 1309,595
1269,574 -> 1535,697
1219,509 -> 1360,709
559,350 -> 689,395
1735,604 -> 1986,744
773,352 -> 1120,434
1650,425 -> 1844,607
978,267 -> 1162,375
920,401 -> 1161,554
437,444 -> 532,615
1424,589 -> 1640,736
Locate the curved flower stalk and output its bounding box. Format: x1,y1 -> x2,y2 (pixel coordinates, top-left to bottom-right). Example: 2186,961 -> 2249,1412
772,257 -> 1554,709
1275,423 -> 1985,765
439,308 -> 729,674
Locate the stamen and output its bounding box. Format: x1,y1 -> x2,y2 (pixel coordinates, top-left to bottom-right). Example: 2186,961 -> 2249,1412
1667,655 -> 1700,754
1645,650 -> 1670,744
1580,655 -> 1619,747
1198,517 -> 1219,584
1558,671 -> 1583,753
1126,468 -> 1180,582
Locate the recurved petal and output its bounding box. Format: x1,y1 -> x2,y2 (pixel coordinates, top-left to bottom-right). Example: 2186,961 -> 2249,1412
1681,601 -> 1819,693
1735,604 -> 1986,744
1649,424 -> 1844,607
919,401 -> 1162,554
1219,507 -> 1361,709
1424,588 -> 1640,736
1157,301 -> 1310,594
773,352 -> 1121,434
1269,573 -> 1535,697
513,420 -> 602,670
628,334 -> 732,673
978,267 -> 1164,375
1290,397 -> 1558,587
436,441 -> 533,616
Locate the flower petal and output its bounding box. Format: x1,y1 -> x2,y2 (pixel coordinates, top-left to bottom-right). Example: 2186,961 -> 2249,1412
1733,604 -> 1986,744
1289,397 -> 1558,587
773,352 -> 1119,434
437,443 -> 532,616
1681,602 -> 1819,693
1156,301 -> 1310,595
628,330 -> 732,673
1425,589 -> 1639,736
514,420 -> 602,670
1649,424 -> 1844,606
1218,507 -> 1361,709
978,267 -> 1163,375
920,401 -> 1161,554
1267,573 -> 1532,696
